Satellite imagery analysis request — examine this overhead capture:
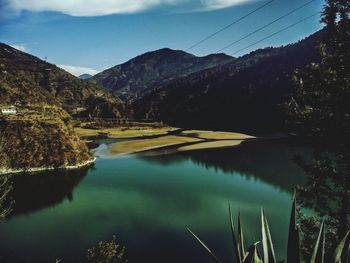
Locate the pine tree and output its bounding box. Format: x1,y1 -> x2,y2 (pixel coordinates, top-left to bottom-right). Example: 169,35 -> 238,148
287,0 -> 350,260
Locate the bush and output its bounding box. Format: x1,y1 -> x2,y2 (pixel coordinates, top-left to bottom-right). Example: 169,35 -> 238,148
87,236 -> 127,263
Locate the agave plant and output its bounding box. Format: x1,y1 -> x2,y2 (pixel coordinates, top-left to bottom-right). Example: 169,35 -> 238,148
187,193 -> 350,263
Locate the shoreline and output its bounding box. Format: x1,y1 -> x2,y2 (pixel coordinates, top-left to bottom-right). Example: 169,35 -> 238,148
102,129 -> 257,157
74,126 -> 178,140
0,157 -> 96,176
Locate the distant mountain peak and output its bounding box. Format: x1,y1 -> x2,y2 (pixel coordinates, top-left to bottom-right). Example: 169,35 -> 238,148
203,53 -> 233,59
79,73 -> 92,79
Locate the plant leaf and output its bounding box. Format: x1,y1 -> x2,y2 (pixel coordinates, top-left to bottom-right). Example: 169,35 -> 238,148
243,242 -> 263,263
310,221 -> 325,263
261,208 -> 276,263
238,210 -> 246,260
335,230 -> 350,263
187,228 -> 222,263
287,191 -> 300,263
229,203 -> 242,262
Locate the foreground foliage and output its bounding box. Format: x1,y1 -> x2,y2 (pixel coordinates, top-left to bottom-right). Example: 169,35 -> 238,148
286,0 -> 350,260
188,195 -> 350,263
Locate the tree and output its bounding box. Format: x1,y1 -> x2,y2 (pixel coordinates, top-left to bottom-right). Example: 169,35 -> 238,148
287,0 -> 350,260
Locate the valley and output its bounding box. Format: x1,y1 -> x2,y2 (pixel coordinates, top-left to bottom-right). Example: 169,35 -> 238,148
1,1 -> 349,260
2,33 -> 321,174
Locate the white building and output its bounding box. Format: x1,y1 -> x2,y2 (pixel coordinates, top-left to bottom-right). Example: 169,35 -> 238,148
1,107 -> 17,114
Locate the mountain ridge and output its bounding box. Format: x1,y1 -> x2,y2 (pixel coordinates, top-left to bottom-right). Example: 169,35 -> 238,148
0,43 -> 125,117
92,48 -> 235,100
131,29 -> 325,132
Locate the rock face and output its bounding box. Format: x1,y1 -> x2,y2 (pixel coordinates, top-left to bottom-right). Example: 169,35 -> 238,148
0,108 -> 94,175
92,48 -> 234,100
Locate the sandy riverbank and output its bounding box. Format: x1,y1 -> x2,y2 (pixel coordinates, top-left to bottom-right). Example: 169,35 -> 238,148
109,135 -> 203,155
96,129 -> 256,156
74,127 -> 177,139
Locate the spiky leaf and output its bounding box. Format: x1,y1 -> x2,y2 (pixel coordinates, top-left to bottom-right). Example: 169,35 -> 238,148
187,228 -> 221,263
310,222 -> 325,263
238,210 -> 246,260
261,209 -> 276,263
335,231 -> 350,263
229,203 -> 242,263
287,192 -> 300,263
243,242 -> 263,263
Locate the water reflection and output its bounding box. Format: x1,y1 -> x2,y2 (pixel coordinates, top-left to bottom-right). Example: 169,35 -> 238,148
0,175 -> 13,219
140,140 -> 310,192
0,140 -> 310,263
8,167 -> 90,218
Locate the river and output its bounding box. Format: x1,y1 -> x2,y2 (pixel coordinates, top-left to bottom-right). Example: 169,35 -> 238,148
0,139 -> 308,263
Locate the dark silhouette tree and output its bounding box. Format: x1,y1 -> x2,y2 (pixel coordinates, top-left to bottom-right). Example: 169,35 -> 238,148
287,0 -> 350,260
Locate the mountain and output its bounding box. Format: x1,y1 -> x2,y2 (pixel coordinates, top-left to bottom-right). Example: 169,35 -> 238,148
132,30 -> 324,132
92,48 -> 235,100
79,73 -> 93,80
0,43 -> 124,116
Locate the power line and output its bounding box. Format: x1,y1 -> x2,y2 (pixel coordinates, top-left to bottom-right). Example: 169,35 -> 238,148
185,0 -> 274,52
230,12 -> 320,56
216,0 -> 316,53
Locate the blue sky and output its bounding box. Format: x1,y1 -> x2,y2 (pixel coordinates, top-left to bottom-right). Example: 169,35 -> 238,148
0,0 -> 324,76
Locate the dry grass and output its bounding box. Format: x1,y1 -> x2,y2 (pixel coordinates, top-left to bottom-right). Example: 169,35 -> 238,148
108,135 -> 203,155
79,126 -> 256,156
177,140 -> 243,152
180,130 -> 255,140
74,127 -> 176,139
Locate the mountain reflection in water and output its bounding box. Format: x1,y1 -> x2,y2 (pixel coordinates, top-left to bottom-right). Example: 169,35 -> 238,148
9,167 -> 90,217
140,140 -> 310,192
0,139 -> 310,263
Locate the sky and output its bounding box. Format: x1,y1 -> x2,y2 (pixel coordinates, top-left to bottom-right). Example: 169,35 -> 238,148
0,0 -> 324,76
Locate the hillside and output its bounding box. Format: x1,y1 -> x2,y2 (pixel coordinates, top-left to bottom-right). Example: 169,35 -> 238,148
132,30 -> 324,132
92,48 -> 234,99
0,43 -> 124,116
0,106 -> 94,175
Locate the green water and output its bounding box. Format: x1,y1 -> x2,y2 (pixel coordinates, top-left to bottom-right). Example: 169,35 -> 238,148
0,140 -> 308,263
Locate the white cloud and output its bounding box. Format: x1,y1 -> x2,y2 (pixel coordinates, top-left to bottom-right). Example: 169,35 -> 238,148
200,0 -> 257,10
8,0 -> 182,16
58,64 -> 100,77
10,44 -> 28,52
5,0 -> 255,16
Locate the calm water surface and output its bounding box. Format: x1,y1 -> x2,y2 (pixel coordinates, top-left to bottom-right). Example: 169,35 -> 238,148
0,140 -> 308,263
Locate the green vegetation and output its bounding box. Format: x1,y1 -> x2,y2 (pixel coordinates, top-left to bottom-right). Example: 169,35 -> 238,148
188,195 -> 350,263
286,0 -> 350,260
